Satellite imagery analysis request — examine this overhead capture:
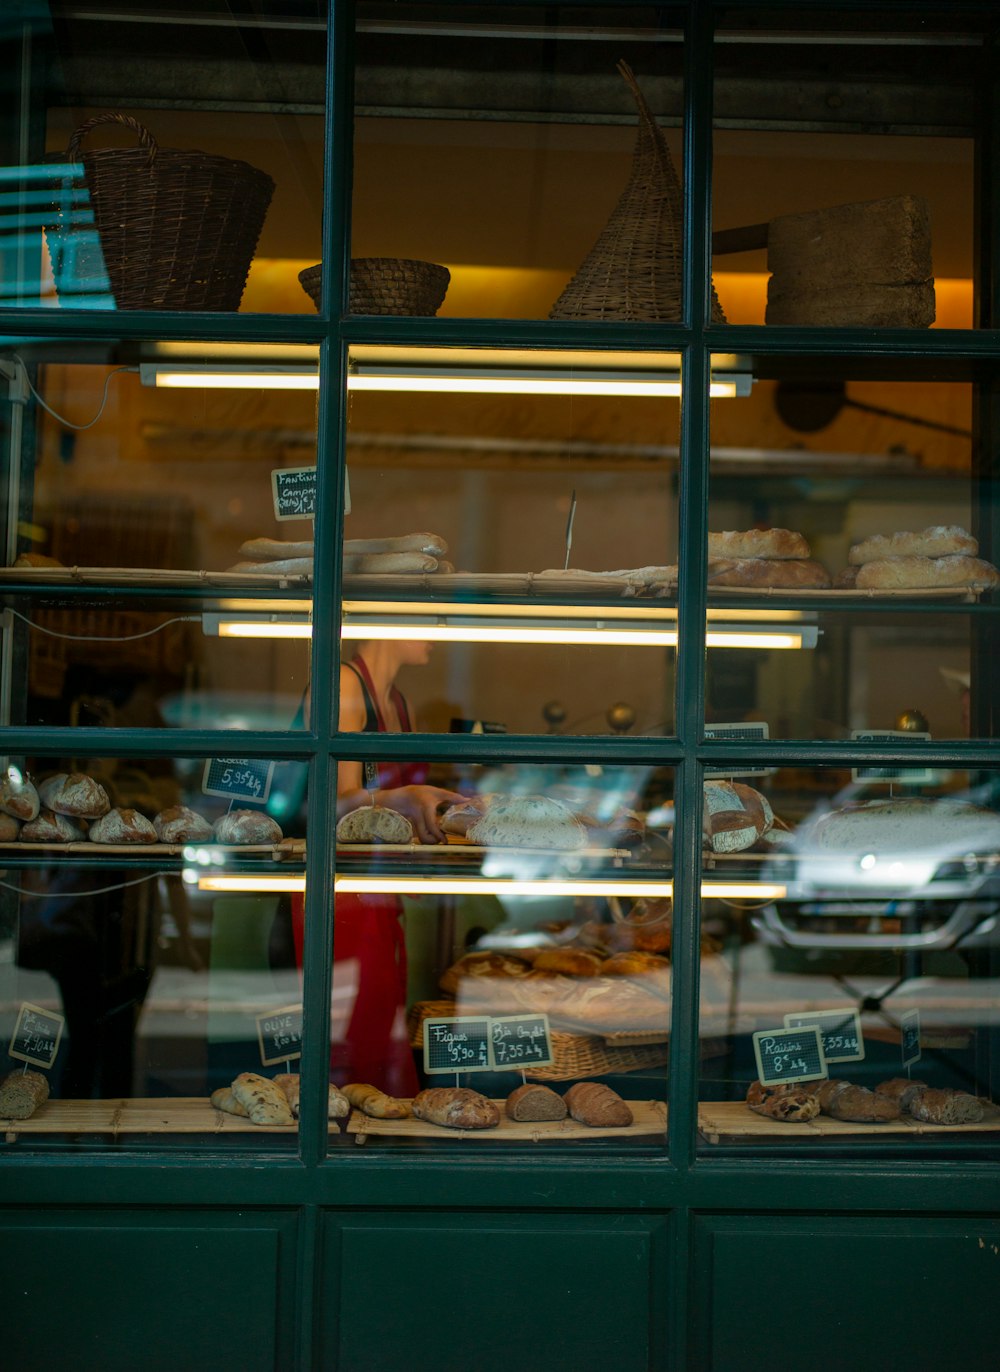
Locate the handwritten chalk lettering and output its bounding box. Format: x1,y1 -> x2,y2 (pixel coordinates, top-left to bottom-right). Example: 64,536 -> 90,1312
753,1026 -> 826,1087
423,1017 -> 492,1074
272,466 -> 317,521
255,1004 -> 303,1066
489,1015 -> 554,1069
202,757 -> 275,804
784,1009 -> 865,1064
9,1002 -> 64,1069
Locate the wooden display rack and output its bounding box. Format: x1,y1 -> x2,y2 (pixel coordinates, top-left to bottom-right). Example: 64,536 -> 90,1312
697,1101 -> 1000,1143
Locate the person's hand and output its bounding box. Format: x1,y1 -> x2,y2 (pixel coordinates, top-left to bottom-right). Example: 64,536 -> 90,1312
375,785 -> 466,843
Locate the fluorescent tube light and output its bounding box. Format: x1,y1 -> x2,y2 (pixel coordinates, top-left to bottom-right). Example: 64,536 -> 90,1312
192,873 -> 786,899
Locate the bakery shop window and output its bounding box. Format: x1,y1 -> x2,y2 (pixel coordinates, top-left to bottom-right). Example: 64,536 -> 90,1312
351,3 -> 686,322
697,765 -> 1000,1151
322,760 -> 673,1147
0,753 -> 307,1151
712,12 -> 977,329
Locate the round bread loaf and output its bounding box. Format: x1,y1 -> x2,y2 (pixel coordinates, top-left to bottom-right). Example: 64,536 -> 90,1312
809,797 -> 1000,855
707,557 -> 830,588
505,1083 -> 567,1122
154,805 -> 214,843
88,807 -> 157,844
0,772 -> 39,820
20,808 -> 85,842
708,528 -> 810,560
0,813 -> 21,841
336,805 -> 414,844
439,795 -> 491,837
848,525 -> 977,565
703,781 -> 774,854
213,809 -> 284,844
37,772 -> 110,819
467,794 -> 586,850
855,553 -> 1000,590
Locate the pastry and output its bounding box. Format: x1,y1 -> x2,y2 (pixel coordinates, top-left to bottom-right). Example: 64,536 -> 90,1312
0,1068 -> 50,1120
154,805 -> 214,843
213,810 -> 283,844
531,948 -> 605,977
0,772 -> 39,820
336,805 -> 414,844
411,1087 -> 500,1130
707,558 -> 831,589
707,528 -> 811,560
467,794 -> 587,850
505,1083 -> 567,1122
875,1078 -> 927,1113
342,1083 -> 411,1118
703,780 -> 774,854
272,1074 -> 350,1120
563,1081 -> 633,1127
231,1072 -> 295,1125
848,525 -> 978,564
20,808 -> 86,842
908,1088 -> 985,1125
855,554 -> 1000,590
38,772 -> 110,819
210,1087 -> 248,1117
87,807 -> 157,844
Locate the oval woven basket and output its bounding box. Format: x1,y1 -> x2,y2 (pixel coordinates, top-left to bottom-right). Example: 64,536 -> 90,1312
44,113 -> 274,311
298,257 -> 450,315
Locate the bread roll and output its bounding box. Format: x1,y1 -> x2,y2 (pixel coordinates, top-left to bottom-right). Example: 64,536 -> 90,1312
703,781 -> 774,854
0,1068 -> 50,1119
875,1078 -> 927,1113
505,1083 -> 567,1122
231,1072 -> 295,1125
467,794 -> 586,850
0,813 -> 21,841
154,805 -> 214,843
88,807 -> 157,844
707,557 -> 831,589
238,537 -> 315,561
213,810 -> 283,844
823,1084 -> 901,1122
411,1087 -> 500,1130
531,948 -> 605,977
38,772 -> 110,819
746,1080 -> 821,1122
211,1087 -> 248,1117
336,804 -> 414,844
20,808 -> 85,842
13,552 -> 62,567
708,528 -> 811,560
271,1074 -> 351,1121
0,773 -> 39,820
563,1081 -> 633,1127
228,557 -> 313,575
909,1087 -> 985,1124
849,525 -> 978,565
343,1083 -> 410,1118
343,533 -> 448,557
855,554 -> 1000,590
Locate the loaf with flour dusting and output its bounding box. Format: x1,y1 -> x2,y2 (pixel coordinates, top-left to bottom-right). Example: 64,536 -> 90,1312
708,528 -> 810,560
848,525 -> 977,564
213,810 -> 283,844
855,554 -> 999,590
88,807 -> 157,844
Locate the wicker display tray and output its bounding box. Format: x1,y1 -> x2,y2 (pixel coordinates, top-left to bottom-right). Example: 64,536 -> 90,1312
697,1100 -> 1000,1144
1,1096 -> 335,1138
348,1099 -> 667,1143
0,842 -> 284,857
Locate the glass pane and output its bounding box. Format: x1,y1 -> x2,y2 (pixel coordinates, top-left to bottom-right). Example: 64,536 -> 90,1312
1,3 -> 326,312
713,10 -> 980,328
352,4 -> 686,321
323,759 -> 674,1149
0,753 -> 307,1151
698,765 -> 1000,1152
343,343 -> 686,735
707,357 -> 999,741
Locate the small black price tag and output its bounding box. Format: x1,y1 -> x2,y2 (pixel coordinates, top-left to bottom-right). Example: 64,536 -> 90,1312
901,1009 -> 922,1068
202,757 -> 274,804
490,1015 -> 553,1070
752,1026 -> 827,1086
271,466 -> 317,522
850,730 -> 933,784
785,1009 -> 865,1064
9,1002 -> 64,1070
423,1017 -> 491,1074
703,722 -> 773,779
256,1004 -> 304,1067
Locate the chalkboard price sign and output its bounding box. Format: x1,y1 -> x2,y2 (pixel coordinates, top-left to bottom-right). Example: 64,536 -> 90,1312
423,1017 -> 491,1074
271,466 -> 317,522
850,730 -> 933,785
9,1002 -> 64,1070
491,1015 -> 553,1069
256,1004 -> 304,1067
785,1009 -> 865,1064
901,1009 -> 922,1068
752,1026 -> 827,1086
703,721 -> 773,779
202,757 -> 274,804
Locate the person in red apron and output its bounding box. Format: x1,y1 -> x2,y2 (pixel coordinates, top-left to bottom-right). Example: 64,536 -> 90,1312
292,639 -> 462,1096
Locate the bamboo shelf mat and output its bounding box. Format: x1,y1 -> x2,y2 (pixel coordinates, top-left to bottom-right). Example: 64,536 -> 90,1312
0,842 -> 283,857
348,1099 -> 667,1143
697,1101 -> 1000,1144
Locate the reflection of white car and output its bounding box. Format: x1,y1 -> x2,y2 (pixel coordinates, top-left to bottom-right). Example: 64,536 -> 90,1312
753,794 -> 1000,953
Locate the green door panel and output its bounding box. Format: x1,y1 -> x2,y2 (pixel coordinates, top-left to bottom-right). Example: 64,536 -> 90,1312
322,1211 -> 669,1372
691,1215 -> 1000,1372
0,1210 -> 296,1372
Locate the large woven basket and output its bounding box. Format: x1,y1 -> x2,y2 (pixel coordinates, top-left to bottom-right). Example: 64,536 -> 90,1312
298,257 -> 450,315
45,113 -> 274,311
550,61 -> 726,323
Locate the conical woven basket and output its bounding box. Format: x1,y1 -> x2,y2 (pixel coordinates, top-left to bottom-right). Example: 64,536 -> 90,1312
550,61 -> 726,323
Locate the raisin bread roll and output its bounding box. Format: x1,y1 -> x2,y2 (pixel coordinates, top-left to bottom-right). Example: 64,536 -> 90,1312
505,1083 -> 567,1122
467,794 -> 587,850
0,813 -> 21,841
909,1087 -> 985,1124
0,773 -> 39,820
411,1087 -> 500,1130
336,805 -> 414,844
855,554 -> 1000,590
0,1068 -> 50,1119
88,807 -> 157,844
231,1072 -> 295,1125
154,805 -> 214,843
875,1078 -> 927,1113
213,810 -> 283,844
20,808 -> 85,842
707,557 -> 831,589
746,1080 -> 821,1122
849,525 -> 978,565
563,1082 -> 633,1127
38,772 -> 110,819
342,1083 -> 410,1119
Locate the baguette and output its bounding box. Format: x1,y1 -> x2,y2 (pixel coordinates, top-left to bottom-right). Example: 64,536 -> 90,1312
228,557 -> 314,575
707,557 -> 831,589
563,1081 -> 633,1127
505,1083 -> 567,1122
344,551 -> 439,575
855,554 -> 1000,590
238,537 -> 315,561
849,525 -> 978,565
231,1072 -> 295,1126
342,1083 -> 410,1119
343,533 -> 448,557
0,1068 -> 50,1120
708,528 -> 810,560
336,805 -> 414,844
411,1087 -> 499,1130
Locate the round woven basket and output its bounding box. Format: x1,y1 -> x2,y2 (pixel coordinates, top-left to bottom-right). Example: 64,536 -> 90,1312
298,258 -> 450,315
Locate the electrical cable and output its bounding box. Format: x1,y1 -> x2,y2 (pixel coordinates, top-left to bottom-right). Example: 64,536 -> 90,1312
9,609 -> 200,642
12,355 -> 138,431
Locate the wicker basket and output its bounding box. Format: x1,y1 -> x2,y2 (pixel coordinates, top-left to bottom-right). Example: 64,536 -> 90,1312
44,113 -> 274,311
550,62 -> 726,323
298,257 -> 450,315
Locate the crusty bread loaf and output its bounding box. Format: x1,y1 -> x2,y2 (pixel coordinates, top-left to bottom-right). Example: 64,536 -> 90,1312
804,1079 -> 851,1112
210,1086 -> 248,1117
238,537 -> 315,561
563,1081 -> 633,1127
411,1087 -> 500,1130
855,553 -> 1000,590
271,1074 -> 351,1121
505,1083 -> 567,1122
909,1087 -> 985,1124
0,813 -> 21,841
708,528 -> 811,560
531,948 -> 605,977
343,533 -> 448,557
20,808 -> 85,842
536,566 -> 676,587
848,525 -> 978,565
703,781 -> 774,854
213,809 -> 283,844
746,1081 -> 821,1121
823,1084 -> 901,1122
810,798 -> 1000,855
0,1068 -> 50,1119
0,773 -> 39,820
707,557 -> 831,588
88,807 -> 157,844
228,557 -> 314,575
336,804 -> 414,844
38,772 -> 110,819
600,951 -> 670,977
154,805 -> 214,843
439,795 -> 491,836
467,794 -> 586,850
833,565 -> 859,589
231,1072 -> 295,1125
440,951 -> 532,994
342,1083 -> 410,1119
875,1078 -> 927,1113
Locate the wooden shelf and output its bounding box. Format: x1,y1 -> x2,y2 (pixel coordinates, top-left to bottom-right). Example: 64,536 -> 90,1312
698,1100 -> 1000,1143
